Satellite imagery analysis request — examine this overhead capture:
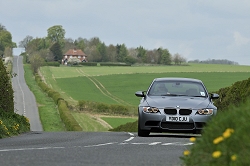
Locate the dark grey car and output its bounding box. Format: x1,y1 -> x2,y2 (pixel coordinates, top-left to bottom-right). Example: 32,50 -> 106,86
135,77 -> 219,137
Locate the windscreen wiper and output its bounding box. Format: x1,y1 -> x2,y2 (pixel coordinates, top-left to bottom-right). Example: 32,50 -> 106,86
161,93 -> 187,96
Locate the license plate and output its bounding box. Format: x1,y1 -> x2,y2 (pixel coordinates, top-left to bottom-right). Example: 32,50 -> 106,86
166,115 -> 189,122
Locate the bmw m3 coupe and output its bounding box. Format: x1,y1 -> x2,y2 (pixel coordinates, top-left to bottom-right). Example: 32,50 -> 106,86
135,77 -> 219,137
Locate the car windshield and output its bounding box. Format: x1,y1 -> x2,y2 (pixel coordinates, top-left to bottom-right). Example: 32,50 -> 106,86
148,80 -> 207,97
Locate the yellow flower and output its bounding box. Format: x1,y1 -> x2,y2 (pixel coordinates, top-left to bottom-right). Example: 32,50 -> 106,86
4,125 -> 8,131
212,151 -> 222,158
183,150 -> 190,156
0,120 -> 3,125
213,136 -> 224,144
223,128 -> 234,138
231,154 -> 237,161
189,137 -> 196,142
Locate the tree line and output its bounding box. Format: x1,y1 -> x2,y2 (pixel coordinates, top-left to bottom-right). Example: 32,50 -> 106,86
1,23 -> 239,74
188,59 -> 239,65
17,25 -> 187,69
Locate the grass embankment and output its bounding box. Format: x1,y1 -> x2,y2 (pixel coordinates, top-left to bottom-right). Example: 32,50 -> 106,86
180,77 -> 250,165
181,99 -> 250,165
0,111 -> 30,138
23,64 -> 65,131
0,62 -> 30,139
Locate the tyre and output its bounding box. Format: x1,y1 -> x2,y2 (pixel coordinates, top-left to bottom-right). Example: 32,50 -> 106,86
138,120 -> 150,137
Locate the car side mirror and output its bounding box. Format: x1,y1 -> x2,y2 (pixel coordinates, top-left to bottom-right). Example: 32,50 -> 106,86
210,93 -> 219,99
135,91 -> 146,97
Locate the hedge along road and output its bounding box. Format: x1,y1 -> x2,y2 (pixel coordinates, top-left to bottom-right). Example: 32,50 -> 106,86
12,56 -> 43,131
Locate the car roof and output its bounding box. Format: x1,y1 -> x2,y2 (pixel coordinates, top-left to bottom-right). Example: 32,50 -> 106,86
153,77 -> 202,83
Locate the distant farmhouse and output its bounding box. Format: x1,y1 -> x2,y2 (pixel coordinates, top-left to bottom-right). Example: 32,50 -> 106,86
62,48 -> 87,65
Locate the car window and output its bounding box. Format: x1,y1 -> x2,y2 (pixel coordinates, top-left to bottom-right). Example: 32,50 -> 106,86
148,81 -> 207,97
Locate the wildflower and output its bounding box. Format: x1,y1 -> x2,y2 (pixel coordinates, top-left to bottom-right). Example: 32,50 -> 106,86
231,154 -> 237,161
189,137 -> 196,142
223,128 -> 234,138
213,136 -> 224,144
183,150 -> 190,156
4,125 -> 8,131
0,120 -> 3,125
212,151 -> 222,158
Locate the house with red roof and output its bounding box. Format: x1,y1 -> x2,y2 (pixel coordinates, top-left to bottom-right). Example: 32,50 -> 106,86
62,48 -> 87,64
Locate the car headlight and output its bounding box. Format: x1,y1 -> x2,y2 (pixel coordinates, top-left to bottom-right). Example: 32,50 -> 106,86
143,107 -> 159,113
196,109 -> 213,115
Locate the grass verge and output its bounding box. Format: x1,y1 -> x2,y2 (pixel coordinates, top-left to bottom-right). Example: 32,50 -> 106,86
101,117 -> 137,128
180,98 -> 250,165
23,64 -> 65,131
0,111 -> 30,138
71,112 -> 109,131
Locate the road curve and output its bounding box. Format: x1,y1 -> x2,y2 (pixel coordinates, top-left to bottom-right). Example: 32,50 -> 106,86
12,56 -> 43,131
0,132 -> 192,166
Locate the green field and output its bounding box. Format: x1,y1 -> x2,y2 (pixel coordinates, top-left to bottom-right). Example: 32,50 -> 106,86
101,117 -> 137,128
40,64 -> 250,106
39,64 -> 250,130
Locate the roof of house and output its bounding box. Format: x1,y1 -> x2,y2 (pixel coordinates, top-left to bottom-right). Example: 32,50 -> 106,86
64,49 -> 86,56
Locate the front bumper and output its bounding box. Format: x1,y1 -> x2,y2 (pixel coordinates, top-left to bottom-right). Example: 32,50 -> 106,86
139,108 -> 213,132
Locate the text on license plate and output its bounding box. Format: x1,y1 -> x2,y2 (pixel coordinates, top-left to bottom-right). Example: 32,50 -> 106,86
166,116 -> 189,122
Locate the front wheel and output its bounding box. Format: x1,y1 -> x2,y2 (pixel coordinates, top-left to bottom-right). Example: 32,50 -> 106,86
138,120 -> 150,137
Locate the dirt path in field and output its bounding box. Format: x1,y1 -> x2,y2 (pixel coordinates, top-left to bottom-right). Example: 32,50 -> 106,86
76,69 -> 131,106
87,113 -> 113,129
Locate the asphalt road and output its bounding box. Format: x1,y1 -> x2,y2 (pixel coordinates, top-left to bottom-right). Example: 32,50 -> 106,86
0,132 -> 194,166
12,56 -> 43,131
4,56 -> 195,166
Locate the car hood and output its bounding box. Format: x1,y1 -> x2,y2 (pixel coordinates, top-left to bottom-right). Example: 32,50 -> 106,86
144,96 -> 211,109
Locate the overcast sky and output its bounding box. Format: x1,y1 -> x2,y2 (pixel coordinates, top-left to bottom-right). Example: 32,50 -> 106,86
1,0 -> 250,65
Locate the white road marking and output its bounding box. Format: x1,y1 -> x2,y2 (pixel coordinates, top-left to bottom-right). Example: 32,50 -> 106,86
84,142 -> 117,148
124,137 -> 134,142
0,147 -> 65,152
162,142 -> 194,146
149,142 -> 162,145
16,56 -> 26,115
128,132 -> 134,136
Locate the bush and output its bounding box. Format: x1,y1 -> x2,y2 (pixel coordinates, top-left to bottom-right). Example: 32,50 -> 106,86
78,100 -> 137,116
58,100 -> 82,131
0,111 -> 30,138
214,77 -> 250,111
99,62 -> 131,66
109,120 -> 137,132
43,62 -> 60,67
181,98 -> 250,165
34,73 -> 82,131
0,57 -> 14,113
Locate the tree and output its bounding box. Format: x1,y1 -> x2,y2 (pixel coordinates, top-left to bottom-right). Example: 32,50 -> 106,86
4,47 -> 12,57
125,55 -> 137,64
0,30 -> 13,48
47,25 -> 65,47
136,46 -> 147,63
173,53 -> 181,65
19,35 -> 33,50
97,42 -> 108,62
159,48 -> 172,65
50,42 -> 63,61
0,24 -> 6,31
75,37 -> 85,51
29,54 -> 44,73
0,58 -> 14,112
116,44 -> 128,62
107,44 -> 118,62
